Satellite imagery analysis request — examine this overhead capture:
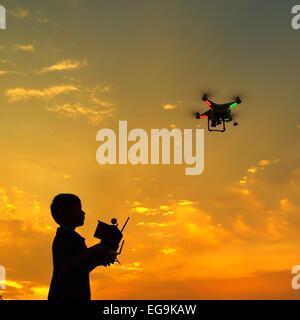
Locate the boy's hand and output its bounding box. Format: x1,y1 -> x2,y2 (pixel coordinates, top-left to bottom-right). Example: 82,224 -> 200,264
101,249 -> 117,267
90,244 -> 117,267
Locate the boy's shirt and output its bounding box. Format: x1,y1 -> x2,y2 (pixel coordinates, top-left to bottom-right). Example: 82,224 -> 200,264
48,227 -> 91,300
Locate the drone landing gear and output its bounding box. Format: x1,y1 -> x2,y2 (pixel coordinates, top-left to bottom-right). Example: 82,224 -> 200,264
226,117 -> 238,127
208,118 -> 226,132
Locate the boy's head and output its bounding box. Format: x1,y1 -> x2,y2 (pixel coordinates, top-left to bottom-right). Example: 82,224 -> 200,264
50,194 -> 85,228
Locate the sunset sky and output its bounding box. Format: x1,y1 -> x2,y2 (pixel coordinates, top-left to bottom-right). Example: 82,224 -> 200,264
0,0 -> 300,299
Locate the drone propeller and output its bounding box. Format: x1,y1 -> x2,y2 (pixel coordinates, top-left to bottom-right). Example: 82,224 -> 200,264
202,92 -> 210,98
233,96 -> 242,103
231,90 -> 246,102
184,109 -> 205,119
190,110 -> 201,118
196,87 -> 217,100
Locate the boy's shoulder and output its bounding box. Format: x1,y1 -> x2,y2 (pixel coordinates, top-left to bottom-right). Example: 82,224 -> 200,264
54,227 -> 85,244
52,227 -> 87,258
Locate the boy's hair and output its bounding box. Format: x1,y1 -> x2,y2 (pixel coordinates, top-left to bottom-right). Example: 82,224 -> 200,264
50,194 -> 81,225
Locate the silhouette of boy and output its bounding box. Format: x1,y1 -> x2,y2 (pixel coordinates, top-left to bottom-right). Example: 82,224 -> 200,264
48,194 -> 116,300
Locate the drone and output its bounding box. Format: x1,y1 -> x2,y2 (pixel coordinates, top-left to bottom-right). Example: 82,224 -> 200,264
195,94 -> 242,132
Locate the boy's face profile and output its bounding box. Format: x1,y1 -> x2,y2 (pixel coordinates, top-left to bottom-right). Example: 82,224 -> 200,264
63,200 -> 85,228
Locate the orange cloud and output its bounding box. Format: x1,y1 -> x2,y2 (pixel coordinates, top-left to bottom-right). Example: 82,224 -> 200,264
14,44 -> 35,52
6,85 -> 78,102
46,102 -> 114,125
9,7 -> 29,18
38,59 -> 87,73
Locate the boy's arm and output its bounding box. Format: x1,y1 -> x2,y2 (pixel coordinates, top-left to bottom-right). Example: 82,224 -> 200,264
86,244 -> 117,272
58,244 -> 116,274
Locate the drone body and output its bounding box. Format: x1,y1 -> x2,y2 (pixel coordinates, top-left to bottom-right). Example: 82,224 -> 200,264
195,94 -> 242,132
